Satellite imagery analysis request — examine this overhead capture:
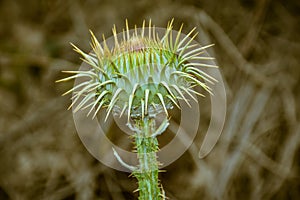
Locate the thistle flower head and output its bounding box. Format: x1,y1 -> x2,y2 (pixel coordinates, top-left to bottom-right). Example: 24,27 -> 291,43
57,19 -> 217,121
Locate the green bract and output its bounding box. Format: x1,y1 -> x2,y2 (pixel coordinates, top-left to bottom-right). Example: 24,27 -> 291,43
57,19 -> 217,121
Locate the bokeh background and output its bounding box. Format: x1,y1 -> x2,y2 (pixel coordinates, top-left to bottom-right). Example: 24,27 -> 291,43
0,0 -> 299,199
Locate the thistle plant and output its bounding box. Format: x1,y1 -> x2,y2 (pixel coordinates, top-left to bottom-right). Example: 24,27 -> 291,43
57,19 -> 217,199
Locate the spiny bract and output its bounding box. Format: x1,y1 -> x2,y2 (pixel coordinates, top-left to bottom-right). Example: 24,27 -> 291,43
57,19 -> 217,121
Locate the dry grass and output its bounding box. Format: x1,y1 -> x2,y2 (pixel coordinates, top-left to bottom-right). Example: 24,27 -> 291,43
0,0 -> 299,199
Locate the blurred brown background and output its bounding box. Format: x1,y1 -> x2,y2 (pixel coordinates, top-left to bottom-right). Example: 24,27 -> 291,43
0,0 -> 299,199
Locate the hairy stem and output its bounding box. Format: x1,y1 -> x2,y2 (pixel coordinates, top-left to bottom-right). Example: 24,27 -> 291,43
133,117 -> 162,200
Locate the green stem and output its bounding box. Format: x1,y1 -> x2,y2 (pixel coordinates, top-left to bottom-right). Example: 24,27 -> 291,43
133,117 -> 162,200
